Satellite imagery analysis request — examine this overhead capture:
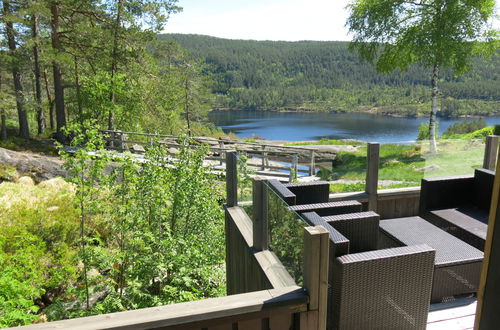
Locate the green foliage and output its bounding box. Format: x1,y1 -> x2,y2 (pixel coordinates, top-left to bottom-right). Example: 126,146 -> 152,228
346,0 -> 497,74
417,122 -> 439,141
267,190 -> 304,285
494,125 -> 500,136
236,153 -> 254,202
0,164 -> 18,182
443,119 -> 487,137
463,126 -> 495,140
55,123 -> 225,318
0,179 -> 79,327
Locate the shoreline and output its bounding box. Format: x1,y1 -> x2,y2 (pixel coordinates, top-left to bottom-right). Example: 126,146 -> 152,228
210,107 -> 500,119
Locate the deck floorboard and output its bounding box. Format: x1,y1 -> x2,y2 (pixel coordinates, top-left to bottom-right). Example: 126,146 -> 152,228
427,298 -> 476,329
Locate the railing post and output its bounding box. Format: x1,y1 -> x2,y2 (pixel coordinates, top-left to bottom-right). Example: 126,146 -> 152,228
219,140 -> 225,166
290,154 -> 298,183
252,177 -> 268,251
117,131 -> 124,152
261,145 -> 267,171
226,152 -> 238,207
366,142 -> 380,212
483,135 -> 498,171
302,226 -> 329,330
310,150 -> 315,176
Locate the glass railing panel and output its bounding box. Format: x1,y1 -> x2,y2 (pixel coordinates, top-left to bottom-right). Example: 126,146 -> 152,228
236,152 -> 254,204
419,139 -> 485,179
265,182 -> 307,285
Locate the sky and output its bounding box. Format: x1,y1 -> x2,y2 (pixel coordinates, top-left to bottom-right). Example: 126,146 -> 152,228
164,0 -> 352,41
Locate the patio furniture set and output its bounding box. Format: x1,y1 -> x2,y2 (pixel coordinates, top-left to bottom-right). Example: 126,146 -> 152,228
267,171 -> 493,330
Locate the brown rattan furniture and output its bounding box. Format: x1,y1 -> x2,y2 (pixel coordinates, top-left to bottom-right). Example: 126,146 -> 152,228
419,168 -> 494,250
379,216 -> 483,303
267,179 -> 330,205
302,211 -> 435,330
268,180 -> 362,217
289,200 -> 362,216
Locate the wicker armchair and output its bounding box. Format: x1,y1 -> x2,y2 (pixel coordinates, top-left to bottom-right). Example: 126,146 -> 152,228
302,212 -> 435,330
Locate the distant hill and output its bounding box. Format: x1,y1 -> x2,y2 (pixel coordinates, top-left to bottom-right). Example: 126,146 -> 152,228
158,34 -> 500,117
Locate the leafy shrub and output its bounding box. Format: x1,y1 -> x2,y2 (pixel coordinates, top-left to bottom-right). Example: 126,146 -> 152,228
463,126 -> 495,140
56,124 -> 225,318
443,119 -> 487,136
494,125 -> 500,136
0,181 -> 79,327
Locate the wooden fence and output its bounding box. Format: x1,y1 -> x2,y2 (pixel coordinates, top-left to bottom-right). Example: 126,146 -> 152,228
101,129 -> 317,178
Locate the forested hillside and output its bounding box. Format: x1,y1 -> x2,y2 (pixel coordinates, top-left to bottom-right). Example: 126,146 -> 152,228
160,34 -> 500,117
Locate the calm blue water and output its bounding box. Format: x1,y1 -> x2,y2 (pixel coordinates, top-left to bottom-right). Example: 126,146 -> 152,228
208,111 -> 500,144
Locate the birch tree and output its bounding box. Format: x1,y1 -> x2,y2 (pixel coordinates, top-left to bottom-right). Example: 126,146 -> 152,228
346,0 -> 498,152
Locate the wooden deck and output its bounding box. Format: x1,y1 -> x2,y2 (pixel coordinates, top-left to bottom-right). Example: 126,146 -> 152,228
427,298 -> 477,329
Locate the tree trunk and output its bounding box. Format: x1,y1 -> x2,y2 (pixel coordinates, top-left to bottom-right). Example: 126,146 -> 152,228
32,13 -> 46,135
43,69 -> 55,130
185,76 -> 191,136
0,74 -> 7,140
74,55 -> 83,123
108,0 -> 124,131
50,2 -> 66,142
1,111 -> 6,141
429,63 -> 439,153
3,0 -> 30,139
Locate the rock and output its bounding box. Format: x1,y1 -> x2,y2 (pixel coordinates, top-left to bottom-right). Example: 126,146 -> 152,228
17,176 -> 35,186
0,147 -> 66,181
168,147 -> 180,154
132,144 -> 145,152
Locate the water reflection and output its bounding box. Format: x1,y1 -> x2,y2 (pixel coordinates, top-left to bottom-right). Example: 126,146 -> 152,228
209,110 -> 500,144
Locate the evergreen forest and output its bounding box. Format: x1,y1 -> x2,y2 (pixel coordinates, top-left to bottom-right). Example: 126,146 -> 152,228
162,34 -> 500,118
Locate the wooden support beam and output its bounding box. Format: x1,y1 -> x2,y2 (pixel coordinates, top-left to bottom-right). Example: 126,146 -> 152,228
303,226 -> 329,330
483,135 -> 498,171
475,151 -> 500,330
366,142 -> 380,212
253,177 -> 269,251
226,152 -> 238,207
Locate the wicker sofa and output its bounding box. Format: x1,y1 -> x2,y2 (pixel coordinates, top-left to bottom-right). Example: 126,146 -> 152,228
419,168 -> 494,250
302,211 -> 435,330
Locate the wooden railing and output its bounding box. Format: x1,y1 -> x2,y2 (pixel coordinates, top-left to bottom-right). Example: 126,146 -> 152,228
101,129 -> 317,178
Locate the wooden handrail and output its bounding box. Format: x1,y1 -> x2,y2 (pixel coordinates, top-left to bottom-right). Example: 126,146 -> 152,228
17,286 -> 307,330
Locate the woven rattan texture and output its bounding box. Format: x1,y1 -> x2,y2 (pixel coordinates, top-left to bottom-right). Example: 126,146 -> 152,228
267,179 -> 296,205
289,200 -> 362,216
324,211 -> 380,253
379,217 -> 483,265
333,245 -> 435,330
379,216 -> 483,303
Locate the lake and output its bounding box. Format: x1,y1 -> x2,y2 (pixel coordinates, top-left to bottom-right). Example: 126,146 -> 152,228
208,111 -> 500,144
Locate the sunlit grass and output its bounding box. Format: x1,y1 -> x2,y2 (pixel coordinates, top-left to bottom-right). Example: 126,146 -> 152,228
329,139 -> 485,189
